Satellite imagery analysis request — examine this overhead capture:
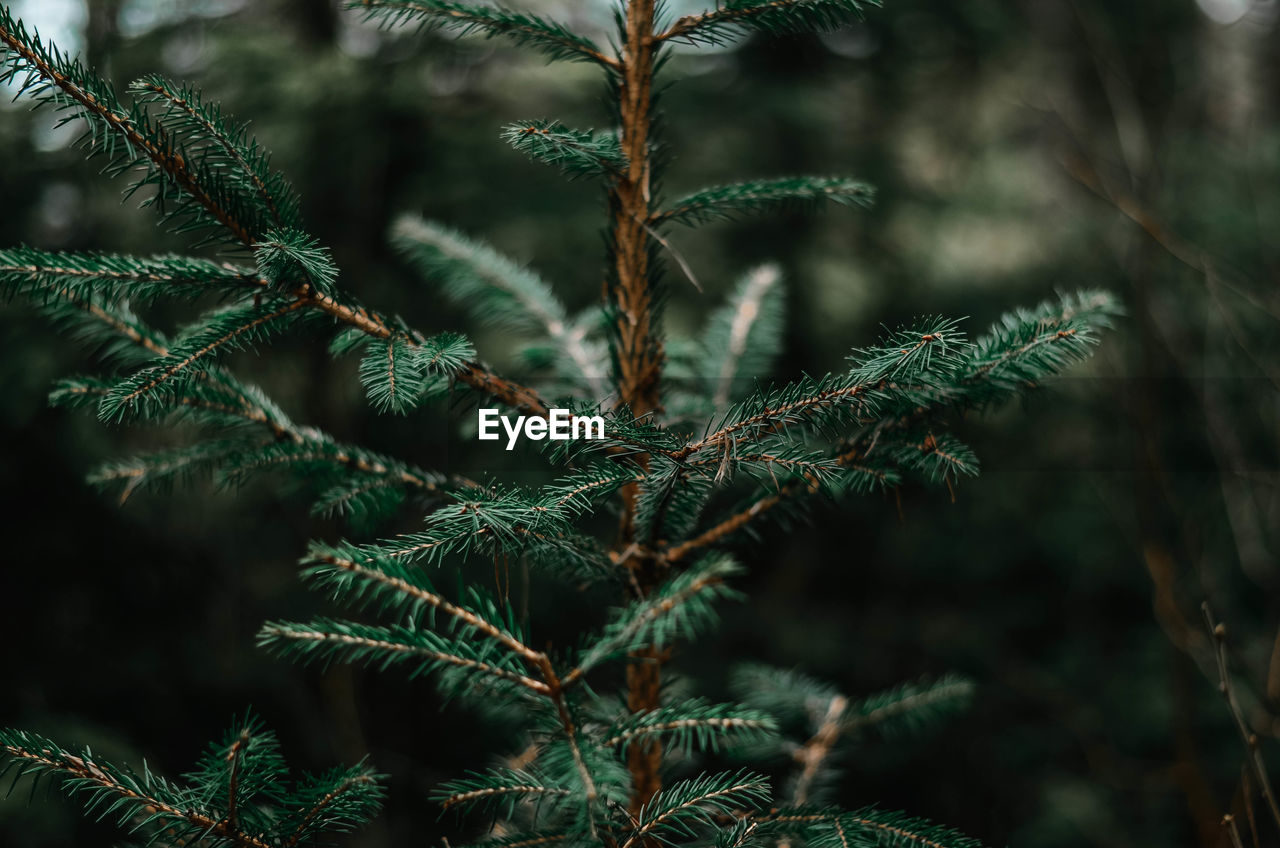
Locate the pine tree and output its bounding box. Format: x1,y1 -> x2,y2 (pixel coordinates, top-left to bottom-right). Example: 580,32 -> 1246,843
0,3 -> 1119,847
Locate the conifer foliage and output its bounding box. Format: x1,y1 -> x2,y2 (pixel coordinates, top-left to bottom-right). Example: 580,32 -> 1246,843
0,2 -> 1118,846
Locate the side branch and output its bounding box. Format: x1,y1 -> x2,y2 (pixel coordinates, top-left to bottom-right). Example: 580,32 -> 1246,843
134,78 -> 285,227
282,774 -> 379,848
657,0 -> 803,42
0,19 -> 255,245
261,624 -> 550,694
312,551 -> 544,664
351,0 -> 622,70
677,383 -> 872,459
664,444 -> 881,562
0,741 -> 273,848
0,20 -> 551,419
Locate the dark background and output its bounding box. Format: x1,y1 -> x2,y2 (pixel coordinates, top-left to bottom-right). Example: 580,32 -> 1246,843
1,0 -> 1278,845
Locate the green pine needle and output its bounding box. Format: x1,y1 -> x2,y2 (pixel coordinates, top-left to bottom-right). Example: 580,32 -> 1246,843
358,331 -> 473,414
603,699 -> 779,754
840,674 -> 976,739
0,247 -> 265,306
660,0 -> 881,47
577,555 -> 744,674
392,216 -> 607,397
255,227 -> 340,297
700,264 -> 786,411
632,770 -> 772,844
97,298 -> 308,423
655,177 -> 875,227
0,718 -> 383,848
502,120 -> 627,180
348,0 -> 617,68
0,12 -> 281,245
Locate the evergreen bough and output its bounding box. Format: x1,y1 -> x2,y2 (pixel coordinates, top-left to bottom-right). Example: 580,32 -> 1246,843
0,2 -> 1119,846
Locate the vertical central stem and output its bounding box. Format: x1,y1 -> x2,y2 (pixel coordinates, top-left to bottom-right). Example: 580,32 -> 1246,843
613,0 -> 660,421
611,0 -> 665,817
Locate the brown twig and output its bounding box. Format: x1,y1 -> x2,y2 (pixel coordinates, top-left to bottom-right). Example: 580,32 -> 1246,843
712,265 -> 779,410
791,694 -> 847,806
1223,814 -> 1246,848
1203,604 -> 1280,835
225,729 -> 250,832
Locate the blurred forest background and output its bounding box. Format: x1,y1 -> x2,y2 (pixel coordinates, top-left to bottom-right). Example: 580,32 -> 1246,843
1,0 -> 1278,846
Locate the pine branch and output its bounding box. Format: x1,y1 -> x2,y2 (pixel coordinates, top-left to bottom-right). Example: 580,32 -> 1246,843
660,439 -> 905,563
848,317 -> 967,384
626,771 -> 772,847
839,675 -> 975,739
254,227 -> 339,297
662,487 -> 792,563
789,694 -> 846,805
279,767 -> 384,848
301,546 -> 544,664
652,177 -> 874,227
703,264 -> 785,411
315,467 -> 632,581
393,216 -> 608,398
349,0 -> 620,69
718,812 -> 836,848
570,555 -> 743,680
434,768 -> 571,814
895,431 -> 977,486
0,11 -> 257,244
839,807 -> 987,848
65,332 -> 450,515
3,10 -> 560,420
730,665 -> 841,728
602,699 -> 778,753
0,247 -> 267,305
678,374 -> 874,460
664,294 -> 1117,559
129,74 -> 302,232
533,662 -> 607,831
32,289 -> 171,364
632,454 -> 716,544
184,715 -> 288,838
455,358 -> 555,416
502,120 -> 627,180
225,728 -> 248,831
957,289 -> 1121,407
658,0 -> 879,46
358,331 -> 474,414
258,618 -> 551,694
0,720 -> 383,848
97,298 -> 309,422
